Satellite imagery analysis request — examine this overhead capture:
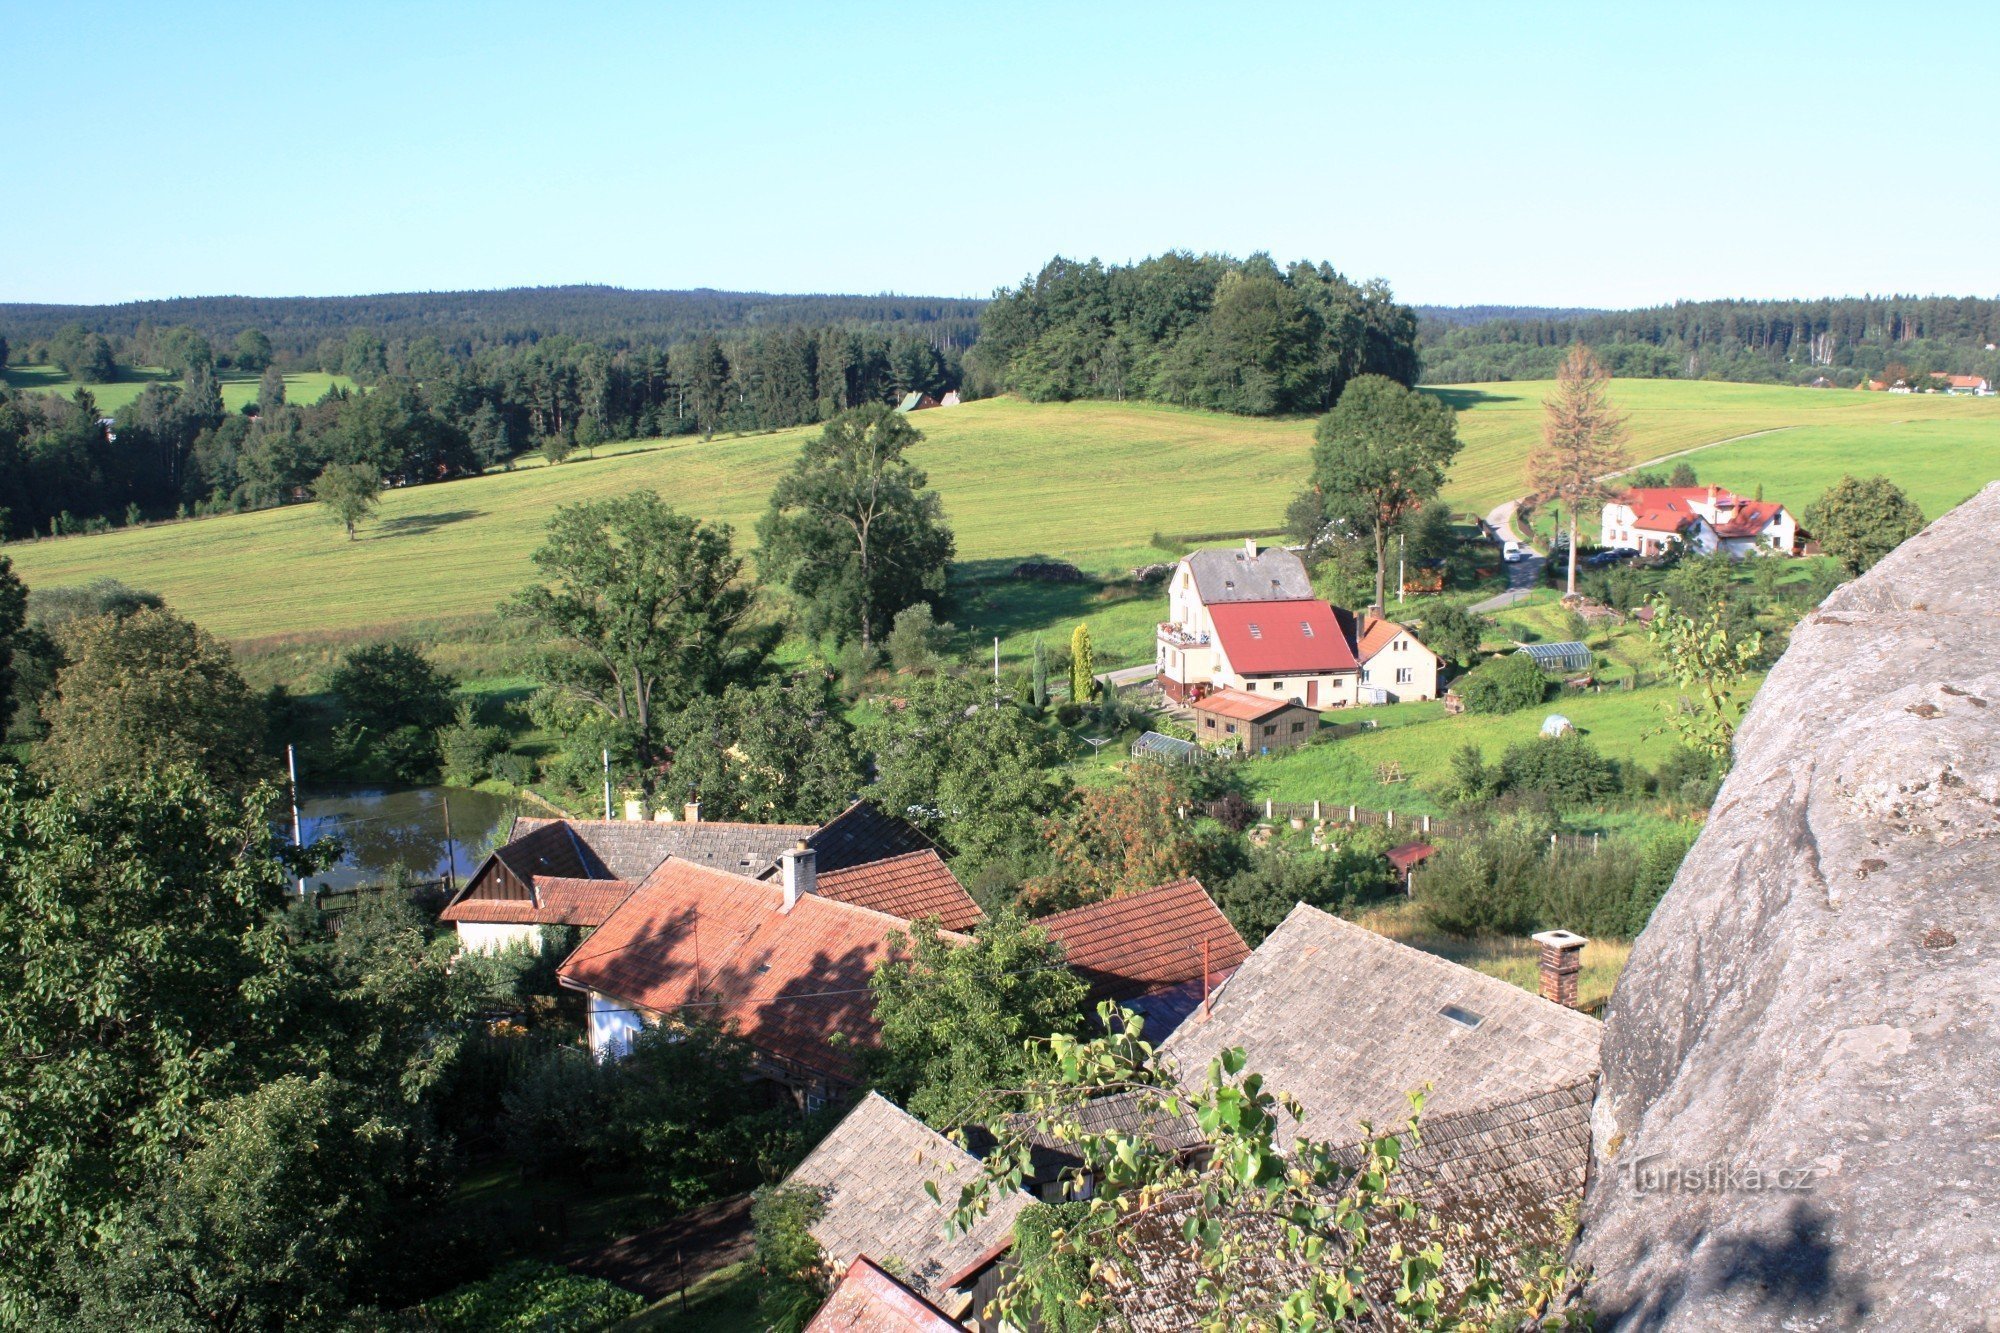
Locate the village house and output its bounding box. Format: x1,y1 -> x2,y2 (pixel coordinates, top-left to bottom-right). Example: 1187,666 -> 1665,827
1944,373 -> 1993,395
1157,539 -> 1360,707
1354,611 -> 1441,702
1599,483 -> 1798,559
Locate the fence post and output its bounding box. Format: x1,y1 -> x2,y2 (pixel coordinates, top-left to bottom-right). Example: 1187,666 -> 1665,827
1387,810 -> 1394,830
1312,799 -> 1321,821
1264,798 -> 1273,820
1349,804 -> 1356,823
1422,813 -> 1430,834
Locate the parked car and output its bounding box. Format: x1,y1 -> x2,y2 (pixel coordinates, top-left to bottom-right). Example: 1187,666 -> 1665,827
1503,541 -> 1527,562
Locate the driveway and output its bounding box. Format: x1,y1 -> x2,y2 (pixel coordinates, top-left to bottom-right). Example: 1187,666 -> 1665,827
1470,500 -> 1545,612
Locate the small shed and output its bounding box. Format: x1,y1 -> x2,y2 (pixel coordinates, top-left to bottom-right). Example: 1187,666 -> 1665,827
1385,841 -> 1435,888
1517,641 -> 1593,675
1541,714 -> 1574,738
1190,687 -> 1320,754
895,391 -> 941,413
1131,731 -> 1202,765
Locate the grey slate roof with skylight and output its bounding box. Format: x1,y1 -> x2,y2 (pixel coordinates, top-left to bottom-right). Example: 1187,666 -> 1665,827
1184,544 -> 1315,604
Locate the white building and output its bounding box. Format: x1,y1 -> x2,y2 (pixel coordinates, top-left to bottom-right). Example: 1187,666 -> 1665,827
1599,485 -> 1797,560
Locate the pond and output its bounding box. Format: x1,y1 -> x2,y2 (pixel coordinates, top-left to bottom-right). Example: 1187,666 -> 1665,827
290,786 -> 520,893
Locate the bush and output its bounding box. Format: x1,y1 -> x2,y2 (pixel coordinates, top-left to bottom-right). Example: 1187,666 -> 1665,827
752,1185 -> 828,1333
1217,840 -> 1397,946
1455,652 -> 1547,714
1497,733 -> 1621,808
329,643 -> 457,734
1205,791 -> 1255,832
500,1044 -> 615,1178
440,706 -> 509,784
425,1261 -> 642,1331
1417,811 -> 1699,940
886,602 -> 953,675
1441,743 -> 1498,806
489,751 -> 537,788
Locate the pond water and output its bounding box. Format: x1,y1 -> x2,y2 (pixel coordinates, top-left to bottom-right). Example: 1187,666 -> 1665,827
290,786 -> 519,893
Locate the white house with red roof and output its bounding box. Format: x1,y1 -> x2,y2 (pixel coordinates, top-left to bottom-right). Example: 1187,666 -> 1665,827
1355,612 -> 1440,702
1599,484 -> 1798,560
1156,540 -> 1361,707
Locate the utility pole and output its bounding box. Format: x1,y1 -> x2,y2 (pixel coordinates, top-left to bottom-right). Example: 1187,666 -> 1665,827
441,792 -> 457,893
1397,532 -> 1405,603
602,748 -> 612,820
993,636 -> 1000,707
286,743 -> 305,896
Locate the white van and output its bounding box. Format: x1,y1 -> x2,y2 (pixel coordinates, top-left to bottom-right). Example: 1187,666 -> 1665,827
1503,541 -> 1526,562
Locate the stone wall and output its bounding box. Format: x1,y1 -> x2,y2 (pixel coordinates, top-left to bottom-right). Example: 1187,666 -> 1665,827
1578,482 -> 2000,1327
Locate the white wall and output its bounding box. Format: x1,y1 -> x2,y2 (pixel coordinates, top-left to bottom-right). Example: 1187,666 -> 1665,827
588,991 -> 645,1061
455,922 -> 542,955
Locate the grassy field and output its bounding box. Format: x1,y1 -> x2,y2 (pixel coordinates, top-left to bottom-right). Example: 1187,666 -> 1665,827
1353,900 -> 1630,1012
1436,378 -> 2000,512
2,362 -> 352,414
8,383 -> 1997,655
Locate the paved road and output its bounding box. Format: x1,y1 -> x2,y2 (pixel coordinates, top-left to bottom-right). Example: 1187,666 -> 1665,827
1101,662 -> 1159,689
1470,500 -> 1546,612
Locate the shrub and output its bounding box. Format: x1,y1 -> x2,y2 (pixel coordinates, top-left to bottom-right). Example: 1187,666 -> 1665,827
887,602 -> 953,675
489,751 -> 537,788
440,706 -> 509,784
1455,652 -> 1547,714
1205,791 -> 1255,832
1442,742 -> 1498,806
329,643 -> 457,734
1217,842 -> 1396,946
752,1184 -> 828,1333
1010,1201 -> 1106,1331
425,1261 -> 642,1331
1497,733 -> 1620,808
499,1044 -> 615,1178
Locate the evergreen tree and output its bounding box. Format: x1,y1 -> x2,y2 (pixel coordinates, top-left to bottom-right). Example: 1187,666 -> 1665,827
1069,622 -> 1095,703
256,363 -> 287,415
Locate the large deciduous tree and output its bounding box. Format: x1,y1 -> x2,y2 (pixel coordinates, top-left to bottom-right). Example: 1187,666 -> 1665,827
1803,474 -> 1926,576
758,404 -> 954,651
866,910 -> 1087,1129
35,605 -> 269,790
1020,764 -> 1211,914
1530,344 -> 1630,594
0,556 -> 25,739
509,491 -> 760,801
1306,375 -> 1461,611
656,671 -> 866,823
313,462 -> 380,539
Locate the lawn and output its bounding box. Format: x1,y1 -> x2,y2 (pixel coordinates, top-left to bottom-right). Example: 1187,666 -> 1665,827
2,362 -> 353,414
1352,900 -> 1630,1012
8,382 -> 1996,659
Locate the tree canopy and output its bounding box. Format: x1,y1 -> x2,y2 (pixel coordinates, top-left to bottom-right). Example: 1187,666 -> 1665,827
757,404 -> 954,651
1802,474 -> 1926,575
1529,344 -> 1630,594
655,671 -> 866,823
1306,375 -> 1462,610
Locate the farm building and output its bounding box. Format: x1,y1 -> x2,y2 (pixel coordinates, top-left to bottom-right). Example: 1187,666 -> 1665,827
1517,641 -> 1594,675
1189,687 -> 1321,752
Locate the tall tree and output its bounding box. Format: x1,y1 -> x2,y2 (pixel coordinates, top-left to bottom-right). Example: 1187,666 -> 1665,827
35,606 -> 269,791
1068,621 -> 1095,703
0,556 -> 25,740
1803,474 -> 1926,576
313,462 -> 380,539
508,491 -> 759,801
1306,375 -> 1461,610
256,362 -> 287,415
1530,344 -> 1630,594
685,336 -> 730,439
655,672 -> 866,823
757,404 -> 954,651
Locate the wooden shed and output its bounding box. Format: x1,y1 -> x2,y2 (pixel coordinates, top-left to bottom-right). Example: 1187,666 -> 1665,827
1190,687 -> 1320,753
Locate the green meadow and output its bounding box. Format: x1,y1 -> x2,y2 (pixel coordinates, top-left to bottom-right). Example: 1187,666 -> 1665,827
2,363 -> 352,414
6,383 -> 1998,664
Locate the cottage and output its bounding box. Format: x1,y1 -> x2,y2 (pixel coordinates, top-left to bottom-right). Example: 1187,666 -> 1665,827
1599,484 -> 1797,559
1354,612 -> 1441,702
894,391 -> 940,413
1157,540 -> 1360,707
1188,687 -> 1321,752
1944,373 -> 1993,396
785,1093 -> 1032,1319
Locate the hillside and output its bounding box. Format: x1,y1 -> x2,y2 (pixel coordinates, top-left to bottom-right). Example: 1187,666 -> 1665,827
8,383 -> 1998,646
1,364 -> 352,415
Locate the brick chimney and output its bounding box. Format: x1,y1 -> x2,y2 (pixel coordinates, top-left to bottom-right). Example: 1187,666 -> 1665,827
1532,929 -> 1588,1008
683,801 -> 701,824
779,841 -> 816,911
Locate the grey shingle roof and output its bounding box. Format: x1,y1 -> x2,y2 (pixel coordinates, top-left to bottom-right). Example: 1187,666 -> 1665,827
1158,904 -> 1600,1146
786,1093 -> 1031,1303
1184,544 -> 1314,604
510,815 -> 813,881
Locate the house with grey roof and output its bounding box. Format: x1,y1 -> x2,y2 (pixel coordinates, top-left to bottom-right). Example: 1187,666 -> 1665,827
784,1092 -> 1031,1320
1158,539 -> 1365,706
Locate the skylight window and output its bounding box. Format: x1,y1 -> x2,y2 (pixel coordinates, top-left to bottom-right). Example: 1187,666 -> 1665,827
1248,623 -> 1262,638
1439,1004 -> 1483,1029
1300,622 -> 1313,637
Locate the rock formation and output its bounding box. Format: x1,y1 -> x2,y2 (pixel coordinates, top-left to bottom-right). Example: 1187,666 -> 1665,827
1579,482 -> 2000,1327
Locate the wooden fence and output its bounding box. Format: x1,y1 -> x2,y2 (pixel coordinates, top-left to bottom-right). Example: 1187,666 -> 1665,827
1242,800 -> 1607,854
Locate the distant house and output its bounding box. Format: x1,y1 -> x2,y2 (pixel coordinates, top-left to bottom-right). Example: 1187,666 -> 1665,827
895,391 -> 940,413
1599,484 -> 1797,559
785,1093 -> 1032,1319
1944,373 -> 1993,396
1354,613 -> 1440,702
1157,540 -> 1360,707
1189,687 -> 1322,752
938,390 -> 963,407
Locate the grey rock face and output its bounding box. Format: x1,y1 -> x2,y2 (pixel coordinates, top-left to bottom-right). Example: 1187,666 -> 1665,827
1577,482 -> 2000,1329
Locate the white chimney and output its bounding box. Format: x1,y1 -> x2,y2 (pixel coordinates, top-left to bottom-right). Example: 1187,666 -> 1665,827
1243,537 -> 1258,559
683,801 -> 701,824
779,841 -> 816,911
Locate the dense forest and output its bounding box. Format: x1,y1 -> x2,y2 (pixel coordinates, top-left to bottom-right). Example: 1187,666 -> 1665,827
0,285 -> 983,362
0,321 -> 966,540
965,252 -> 1421,414
1416,295 -> 2000,385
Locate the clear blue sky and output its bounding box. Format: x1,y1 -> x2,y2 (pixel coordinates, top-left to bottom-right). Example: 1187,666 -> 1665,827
5,1 -> 1994,308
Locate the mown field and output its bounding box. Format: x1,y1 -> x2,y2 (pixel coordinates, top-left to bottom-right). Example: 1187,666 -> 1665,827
2,362 -> 353,414
8,383 -> 1998,655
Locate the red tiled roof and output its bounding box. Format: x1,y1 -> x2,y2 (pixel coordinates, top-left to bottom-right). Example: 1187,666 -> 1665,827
1208,599 -> 1358,676
557,858 -> 970,1080
439,874 -> 634,926
1039,878 -> 1251,1003
817,850 -> 984,932
1616,486 -> 1717,534
1356,616 -> 1428,663
1945,374 -> 1987,389
806,1256 -> 962,1332
1190,687 -> 1295,723
1386,842 -> 1436,872
1711,499 -> 1786,538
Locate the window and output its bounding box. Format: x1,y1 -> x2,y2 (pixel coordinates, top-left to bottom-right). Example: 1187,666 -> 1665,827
1204,717 -> 1216,729
1290,721 -> 1305,734
1262,724 -> 1276,736
1245,681 -> 1257,690
1396,667 -> 1413,684
1248,623 -> 1262,638
1439,1004 -> 1483,1029
1225,723 -> 1237,734
1361,668 -> 1371,683
1300,621 -> 1313,637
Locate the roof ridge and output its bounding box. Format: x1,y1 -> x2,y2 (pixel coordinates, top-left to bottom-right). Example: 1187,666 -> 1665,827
1035,876 -> 1205,926
625,853 -> 975,940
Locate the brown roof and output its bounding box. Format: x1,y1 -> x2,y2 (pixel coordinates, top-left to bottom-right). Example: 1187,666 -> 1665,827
1039,878 -> 1250,1004
557,859 -> 970,1080
1189,687 -> 1295,723
439,874 -> 634,926
1159,904 -> 1600,1145
1385,842 -> 1435,872
1356,616 -> 1428,663
806,1256 -> 961,1332
786,1093 -> 1031,1304
511,815 -> 815,881
816,850 -> 983,932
